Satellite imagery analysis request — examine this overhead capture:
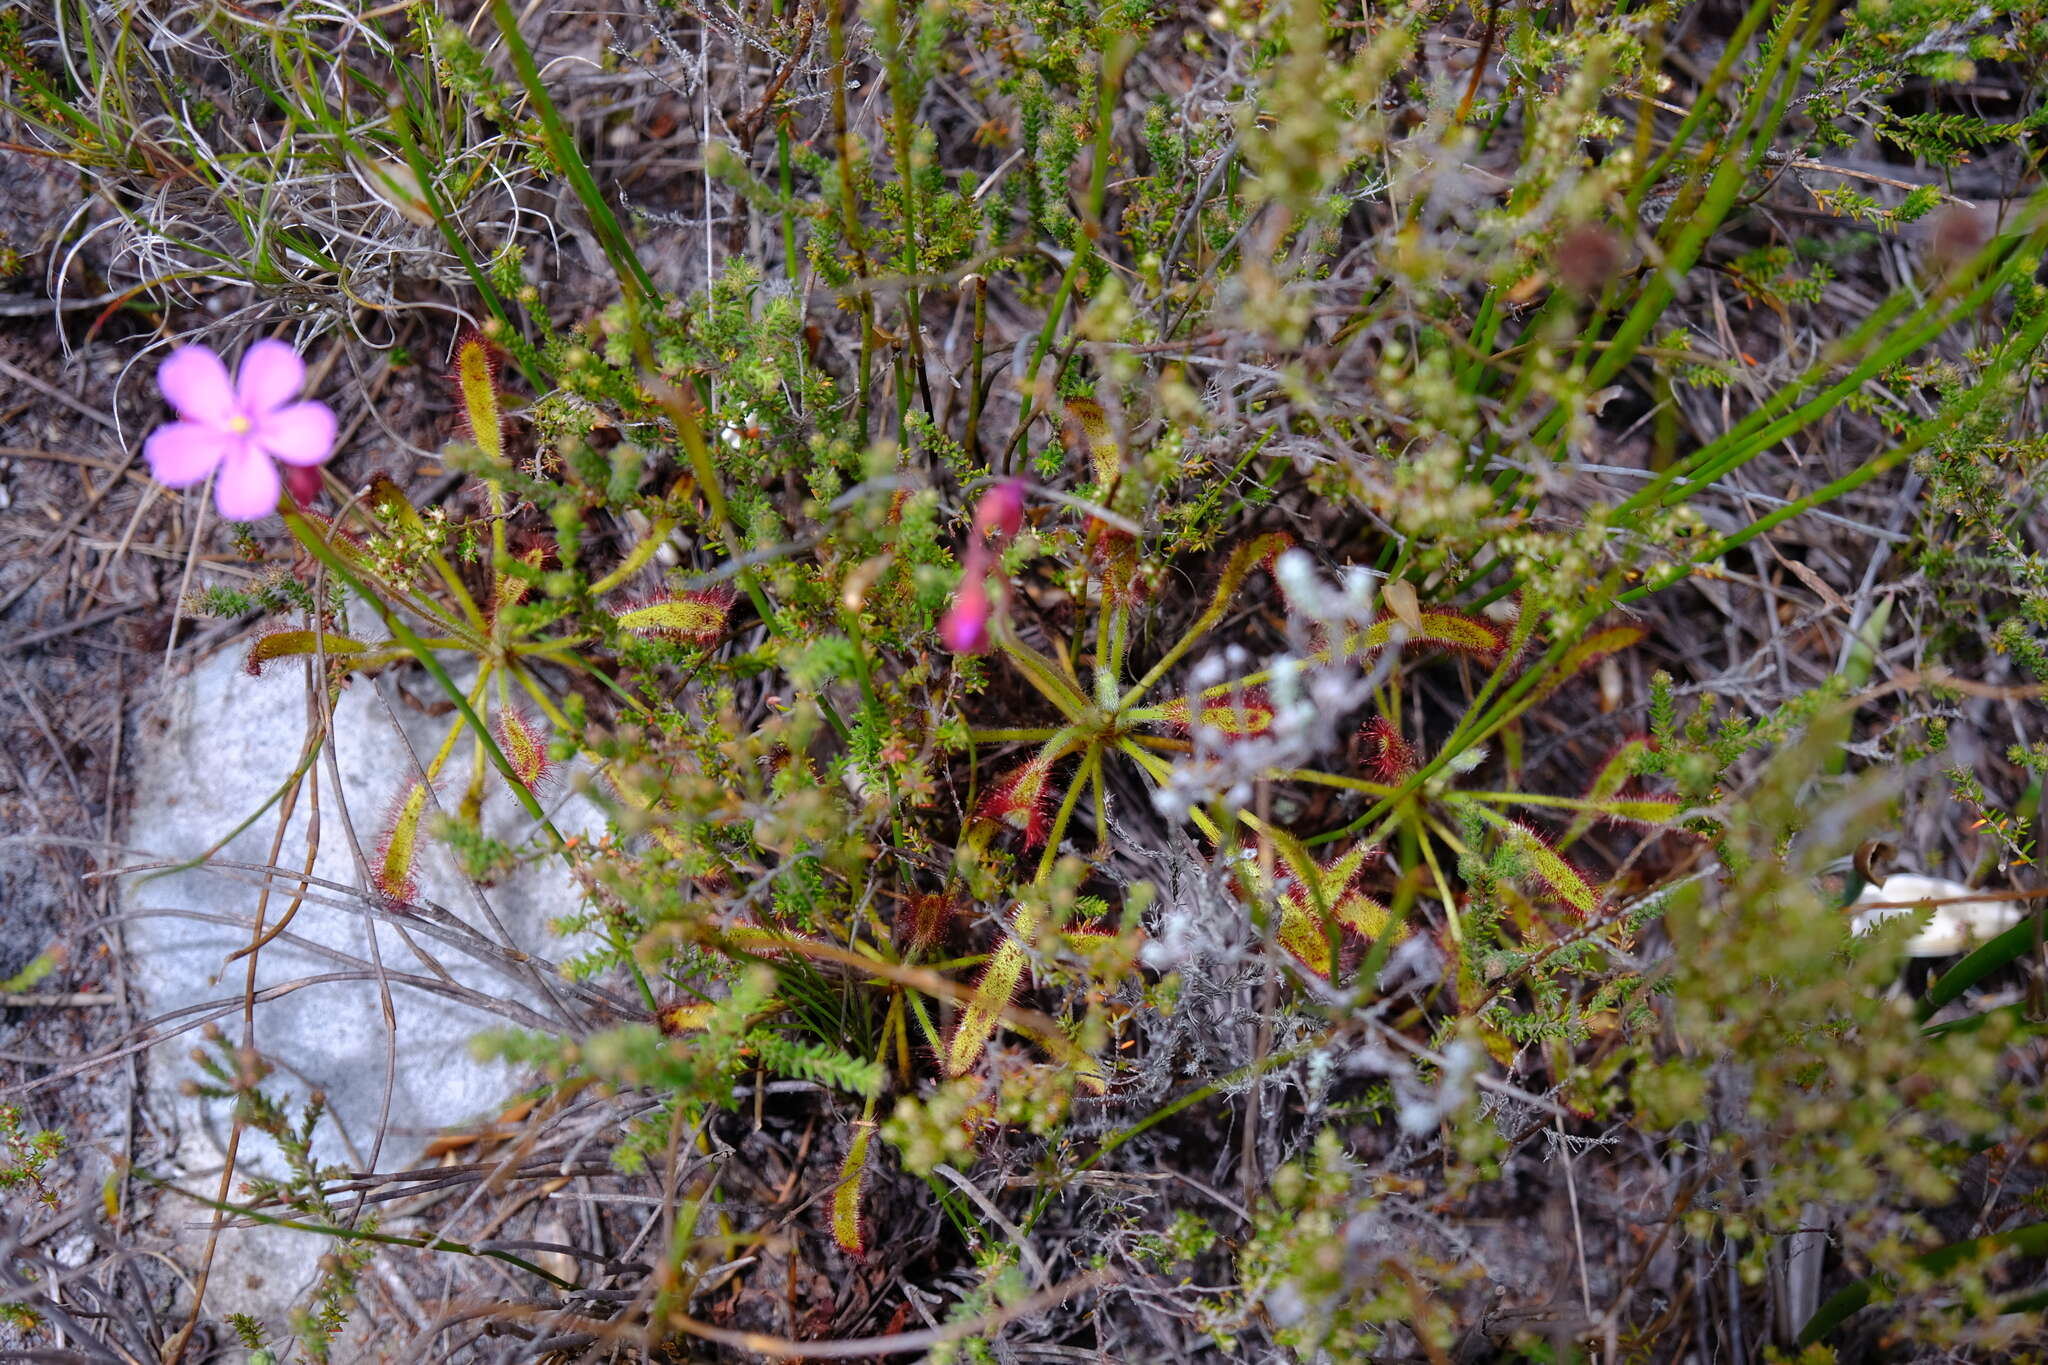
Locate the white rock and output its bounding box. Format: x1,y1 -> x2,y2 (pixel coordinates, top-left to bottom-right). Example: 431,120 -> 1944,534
124,645 -> 611,1327
1850,873 -> 2024,957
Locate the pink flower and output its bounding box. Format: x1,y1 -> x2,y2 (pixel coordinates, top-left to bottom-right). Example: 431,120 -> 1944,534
144,340 -> 337,521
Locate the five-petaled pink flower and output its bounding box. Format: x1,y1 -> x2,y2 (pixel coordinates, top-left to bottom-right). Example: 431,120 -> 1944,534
145,340 -> 337,521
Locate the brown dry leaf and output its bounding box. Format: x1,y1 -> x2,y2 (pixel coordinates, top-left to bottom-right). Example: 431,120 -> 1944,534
1382,578 -> 1422,633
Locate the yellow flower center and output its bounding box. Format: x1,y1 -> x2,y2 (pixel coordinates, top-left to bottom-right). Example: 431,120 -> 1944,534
226,415 -> 252,434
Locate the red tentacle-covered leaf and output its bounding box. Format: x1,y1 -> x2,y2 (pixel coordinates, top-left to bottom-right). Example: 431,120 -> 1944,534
1354,715 -> 1417,781
493,708 -> 554,791
902,891 -> 961,955
610,586 -> 737,645
974,744 -> 1069,846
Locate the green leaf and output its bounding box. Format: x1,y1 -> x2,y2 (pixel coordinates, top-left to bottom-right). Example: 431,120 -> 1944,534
1798,1219 -> 2048,1345
1478,809 -> 1601,918
1915,911 -> 2046,1025
245,630 -> 370,675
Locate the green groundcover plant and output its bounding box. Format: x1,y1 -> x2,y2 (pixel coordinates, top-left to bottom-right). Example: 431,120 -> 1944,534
7,0 -> 2048,1358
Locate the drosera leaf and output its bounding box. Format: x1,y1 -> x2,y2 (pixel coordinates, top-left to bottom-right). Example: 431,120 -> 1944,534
1120,532 -> 1294,706
491,545 -> 547,616
657,1001 -> 716,1034
1562,736 -> 1677,841
374,780 -> 432,902
903,890 -> 961,956
1274,905 -> 1340,978
1237,831 -> 1398,979
493,708 -> 553,792
603,768 -> 697,865
1480,809 -> 1601,919
452,329 -> 506,464
722,922 -> 830,959
831,1116 -> 878,1257
1355,715 -> 1418,782
1063,395 -> 1121,488
244,628 -> 371,676
974,735 -> 1083,847
1322,609 -> 1507,662
610,586 -> 737,645
944,904 -> 1040,1078
1597,794 -> 1685,825
1332,891 -> 1398,942
1150,686 -> 1277,739
935,906 -> 1109,1094
1526,624 -> 1648,705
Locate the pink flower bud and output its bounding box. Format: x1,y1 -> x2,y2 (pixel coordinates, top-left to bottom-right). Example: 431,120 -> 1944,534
940,567 -> 991,654
971,477 -> 1026,543
284,464 -> 323,507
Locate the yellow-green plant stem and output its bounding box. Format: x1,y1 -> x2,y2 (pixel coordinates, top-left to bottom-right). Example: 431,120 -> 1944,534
1036,749 -> 1102,881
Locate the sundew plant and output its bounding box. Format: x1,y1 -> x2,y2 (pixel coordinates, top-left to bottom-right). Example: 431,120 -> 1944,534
6,0 -> 2048,1359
